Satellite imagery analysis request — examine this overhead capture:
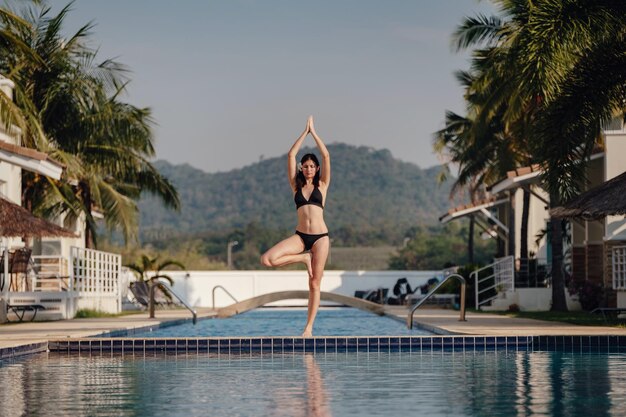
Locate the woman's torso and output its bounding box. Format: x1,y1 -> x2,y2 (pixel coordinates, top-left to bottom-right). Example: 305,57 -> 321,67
294,183 -> 328,234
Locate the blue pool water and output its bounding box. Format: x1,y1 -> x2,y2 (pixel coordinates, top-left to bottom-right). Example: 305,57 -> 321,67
2,350 -> 626,417
139,308 -> 432,337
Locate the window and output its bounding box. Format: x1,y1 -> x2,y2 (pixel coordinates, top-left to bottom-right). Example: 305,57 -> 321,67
0,178 -> 6,198
613,246 -> 626,290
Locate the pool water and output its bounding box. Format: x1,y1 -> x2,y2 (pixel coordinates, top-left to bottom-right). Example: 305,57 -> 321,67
140,308 -> 431,337
2,350 -> 625,417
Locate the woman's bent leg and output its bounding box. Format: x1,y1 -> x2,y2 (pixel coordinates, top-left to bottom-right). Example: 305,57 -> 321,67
302,237 -> 330,337
260,235 -> 312,276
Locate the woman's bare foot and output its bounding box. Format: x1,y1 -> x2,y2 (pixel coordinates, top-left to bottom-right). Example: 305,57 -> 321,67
302,328 -> 313,338
304,252 -> 313,278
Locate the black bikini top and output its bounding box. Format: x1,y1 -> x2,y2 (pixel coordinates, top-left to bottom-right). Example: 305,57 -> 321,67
294,185 -> 324,209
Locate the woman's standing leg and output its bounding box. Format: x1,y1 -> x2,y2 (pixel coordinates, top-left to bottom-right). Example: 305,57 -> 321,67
302,237 -> 330,337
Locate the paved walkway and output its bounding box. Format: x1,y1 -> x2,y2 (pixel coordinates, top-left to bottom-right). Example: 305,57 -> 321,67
0,308 -> 215,350
1,307 -> 625,352
386,307 -> 626,336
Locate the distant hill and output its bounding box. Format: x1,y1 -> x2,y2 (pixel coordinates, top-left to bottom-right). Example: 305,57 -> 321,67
138,143 -> 455,241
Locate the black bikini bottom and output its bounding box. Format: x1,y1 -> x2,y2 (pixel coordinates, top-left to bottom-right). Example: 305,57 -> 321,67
295,230 -> 329,251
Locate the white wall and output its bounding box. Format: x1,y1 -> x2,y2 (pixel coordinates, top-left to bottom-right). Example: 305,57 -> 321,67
605,131 -> 626,240
0,77 -> 24,251
34,211 -> 87,259
7,291 -> 77,320
164,270 -> 441,308
487,288 -> 581,311
0,152 -> 21,204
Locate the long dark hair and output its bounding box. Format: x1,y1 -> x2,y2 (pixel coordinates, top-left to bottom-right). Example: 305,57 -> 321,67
295,153 -> 320,190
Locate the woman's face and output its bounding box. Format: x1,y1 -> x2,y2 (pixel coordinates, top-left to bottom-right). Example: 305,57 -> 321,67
301,159 -> 319,180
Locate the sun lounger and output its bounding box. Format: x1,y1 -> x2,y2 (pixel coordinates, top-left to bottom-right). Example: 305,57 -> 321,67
7,303 -> 46,322
129,281 -> 150,307
129,281 -> 175,309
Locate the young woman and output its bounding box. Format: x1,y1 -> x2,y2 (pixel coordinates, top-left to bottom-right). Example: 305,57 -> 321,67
260,116 -> 330,337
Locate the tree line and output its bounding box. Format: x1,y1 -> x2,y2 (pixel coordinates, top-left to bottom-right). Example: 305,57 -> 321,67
132,219 -> 494,271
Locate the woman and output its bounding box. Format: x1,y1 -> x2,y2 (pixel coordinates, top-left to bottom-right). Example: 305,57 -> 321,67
260,116 -> 330,337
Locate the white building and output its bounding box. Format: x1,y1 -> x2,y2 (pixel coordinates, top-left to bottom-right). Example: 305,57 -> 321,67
1,75 -> 122,321
440,121 -> 626,311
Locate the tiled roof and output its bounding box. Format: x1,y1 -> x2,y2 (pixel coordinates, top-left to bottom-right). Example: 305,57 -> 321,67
439,196 -> 506,222
0,141 -> 64,168
506,164 -> 542,179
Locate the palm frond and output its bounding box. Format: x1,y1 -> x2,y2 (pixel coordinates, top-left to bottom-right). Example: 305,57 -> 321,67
533,34 -> 626,200
453,13 -> 504,51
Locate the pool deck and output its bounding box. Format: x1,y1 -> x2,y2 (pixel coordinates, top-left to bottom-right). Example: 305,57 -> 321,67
384,307 -> 626,336
1,307 -> 625,354
0,308 -> 216,351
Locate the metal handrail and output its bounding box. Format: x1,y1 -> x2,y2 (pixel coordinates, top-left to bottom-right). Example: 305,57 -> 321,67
149,280 -> 197,324
212,285 -> 238,309
472,256 -> 514,310
407,273 -> 466,329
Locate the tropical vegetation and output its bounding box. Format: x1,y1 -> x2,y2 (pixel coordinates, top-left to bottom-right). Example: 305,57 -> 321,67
388,222 -> 495,270
121,216 -> 492,271
125,255 -> 186,285
0,1 -> 179,247
440,0 -> 626,310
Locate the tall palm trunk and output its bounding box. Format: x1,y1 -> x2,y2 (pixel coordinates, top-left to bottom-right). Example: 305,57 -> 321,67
508,191 -> 515,256
468,215 -> 475,264
80,183 -> 94,249
520,189 -> 530,259
549,193 -> 567,311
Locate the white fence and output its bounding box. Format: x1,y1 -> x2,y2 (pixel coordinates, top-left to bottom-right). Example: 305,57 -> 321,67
71,247 -> 122,313
613,246 -> 626,290
1,246 -> 122,320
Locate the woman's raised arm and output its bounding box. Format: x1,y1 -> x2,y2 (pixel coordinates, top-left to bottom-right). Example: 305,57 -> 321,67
287,119 -> 310,191
308,116 -> 330,186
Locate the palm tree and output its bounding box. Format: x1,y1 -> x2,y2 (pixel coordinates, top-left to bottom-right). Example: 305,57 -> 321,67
0,6 -> 46,147
126,254 -> 185,306
526,1 -> 626,310
434,65 -> 529,263
1,1 -> 180,247
126,255 -> 185,286
452,0 -> 626,311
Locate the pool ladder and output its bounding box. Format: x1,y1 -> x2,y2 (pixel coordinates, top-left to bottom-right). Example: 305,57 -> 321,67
148,280 -> 198,324
211,285 -> 238,309
407,273 -> 466,329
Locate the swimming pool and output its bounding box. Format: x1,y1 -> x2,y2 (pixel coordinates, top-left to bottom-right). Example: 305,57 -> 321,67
2,349 -> 625,417
136,308 -> 432,338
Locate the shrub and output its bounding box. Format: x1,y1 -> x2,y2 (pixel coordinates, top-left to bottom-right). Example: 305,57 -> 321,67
508,303 -> 520,312
568,280 -> 604,311
75,309 -> 117,318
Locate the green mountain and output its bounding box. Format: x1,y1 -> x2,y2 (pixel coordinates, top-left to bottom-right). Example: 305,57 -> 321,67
138,143 -> 455,242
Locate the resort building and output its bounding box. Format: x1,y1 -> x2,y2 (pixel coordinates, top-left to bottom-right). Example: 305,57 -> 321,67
440,121 -> 626,311
1,75 -> 123,322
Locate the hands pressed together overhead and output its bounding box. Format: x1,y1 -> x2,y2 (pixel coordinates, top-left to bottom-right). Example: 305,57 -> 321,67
304,115 -> 316,136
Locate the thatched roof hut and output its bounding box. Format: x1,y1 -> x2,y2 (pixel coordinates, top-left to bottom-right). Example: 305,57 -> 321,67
0,197 -> 76,238
550,171 -> 626,220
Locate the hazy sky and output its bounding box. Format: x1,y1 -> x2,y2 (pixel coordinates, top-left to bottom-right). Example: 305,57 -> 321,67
47,0 -> 494,173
